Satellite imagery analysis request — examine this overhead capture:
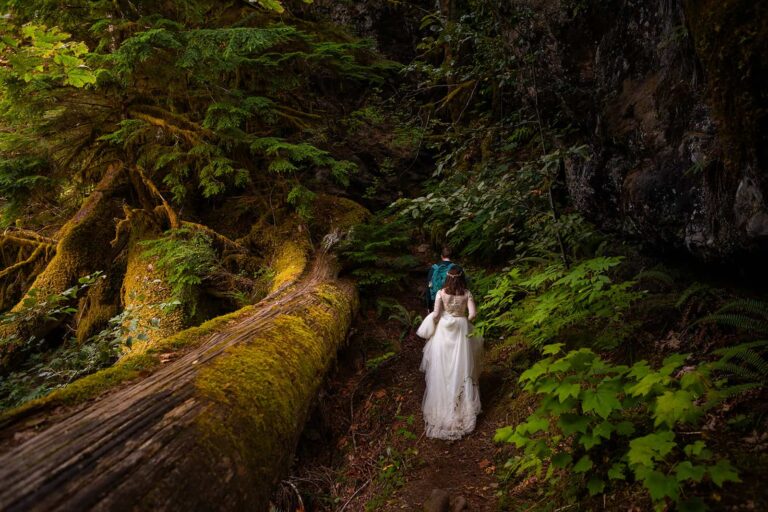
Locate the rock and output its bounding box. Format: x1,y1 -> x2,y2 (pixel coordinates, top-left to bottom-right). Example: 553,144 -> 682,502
451,495 -> 468,511
424,488 -> 450,512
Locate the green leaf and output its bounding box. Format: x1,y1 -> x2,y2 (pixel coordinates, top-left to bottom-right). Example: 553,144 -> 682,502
582,386 -> 622,419
578,432 -> 602,449
608,462 -> 626,480
542,343 -> 564,355
683,440 -> 707,458
519,359 -> 551,383
556,381 -> 581,402
708,459 -> 741,487
519,415 -> 549,435
573,455 -> 593,473
680,369 -> 707,394
614,421 -> 636,436
660,353 -> 689,375
494,425 -> 514,443
557,413 -> 591,435
628,431 -> 675,468
551,452 -> 572,468
628,371 -> 668,397
642,470 -> 679,502
593,421 -> 615,439
653,389 -> 697,427
675,461 -> 706,483
587,476 -> 605,496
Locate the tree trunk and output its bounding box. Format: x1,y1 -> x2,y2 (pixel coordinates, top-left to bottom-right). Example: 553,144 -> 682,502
0,252 -> 357,511
0,165 -> 127,361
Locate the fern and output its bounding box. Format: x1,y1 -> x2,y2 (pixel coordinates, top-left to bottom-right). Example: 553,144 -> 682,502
476,257 -> 643,349
339,212 -> 419,292
696,299 -> 768,335
712,340 -> 768,383
676,282 -> 717,309
139,228 -> 217,313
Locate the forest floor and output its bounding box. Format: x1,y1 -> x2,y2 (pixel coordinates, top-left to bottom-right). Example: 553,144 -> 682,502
289,270 -> 535,512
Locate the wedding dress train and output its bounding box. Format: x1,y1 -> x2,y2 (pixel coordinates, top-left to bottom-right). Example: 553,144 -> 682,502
416,290 -> 483,440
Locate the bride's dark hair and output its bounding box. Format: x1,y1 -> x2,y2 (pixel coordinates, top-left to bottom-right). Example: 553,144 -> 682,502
442,267 -> 467,296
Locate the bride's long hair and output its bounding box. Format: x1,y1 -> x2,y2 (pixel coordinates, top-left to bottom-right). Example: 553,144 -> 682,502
443,267 -> 467,296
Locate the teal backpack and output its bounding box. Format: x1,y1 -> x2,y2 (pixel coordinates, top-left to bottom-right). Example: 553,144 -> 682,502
428,262 -> 455,305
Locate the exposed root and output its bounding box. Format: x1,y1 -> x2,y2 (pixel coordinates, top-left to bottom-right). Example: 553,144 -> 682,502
0,243 -> 49,279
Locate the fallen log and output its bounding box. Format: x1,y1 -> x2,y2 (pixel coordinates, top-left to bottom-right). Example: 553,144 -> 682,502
0,251 -> 357,511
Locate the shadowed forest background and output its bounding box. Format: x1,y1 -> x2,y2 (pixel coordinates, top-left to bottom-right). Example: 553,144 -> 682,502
0,0 -> 766,510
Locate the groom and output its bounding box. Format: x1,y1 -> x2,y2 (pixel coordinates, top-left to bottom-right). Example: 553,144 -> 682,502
426,246 -> 463,310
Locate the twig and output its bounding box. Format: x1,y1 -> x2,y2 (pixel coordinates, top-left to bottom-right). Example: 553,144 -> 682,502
338,478 -> 371,512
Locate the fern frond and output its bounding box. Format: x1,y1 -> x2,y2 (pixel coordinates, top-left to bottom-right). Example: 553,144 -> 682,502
635,269 -> 675,288
695,314 -> 768,335
714,299 -> 768,320
676,282 -> 715,309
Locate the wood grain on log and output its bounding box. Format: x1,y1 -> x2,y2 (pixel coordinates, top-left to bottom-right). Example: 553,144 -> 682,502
0,254 -> 357,511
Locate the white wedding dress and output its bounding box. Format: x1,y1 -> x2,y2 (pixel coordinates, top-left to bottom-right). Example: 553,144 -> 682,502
416,289 -> 483,440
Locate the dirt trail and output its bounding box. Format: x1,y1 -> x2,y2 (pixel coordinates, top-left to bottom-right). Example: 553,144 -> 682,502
292,277 -> 514,512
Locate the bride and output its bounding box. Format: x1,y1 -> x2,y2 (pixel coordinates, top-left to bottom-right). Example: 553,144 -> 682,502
416,267 -> 483,440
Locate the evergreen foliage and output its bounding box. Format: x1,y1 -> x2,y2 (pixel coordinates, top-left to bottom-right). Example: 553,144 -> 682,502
139,228 -> 217,310
0,0 -> 398,225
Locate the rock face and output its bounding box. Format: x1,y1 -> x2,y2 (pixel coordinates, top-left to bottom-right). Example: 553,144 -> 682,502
557,0 -> 768,260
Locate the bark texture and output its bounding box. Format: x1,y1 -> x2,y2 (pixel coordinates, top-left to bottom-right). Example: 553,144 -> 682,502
0,250 -> 357,511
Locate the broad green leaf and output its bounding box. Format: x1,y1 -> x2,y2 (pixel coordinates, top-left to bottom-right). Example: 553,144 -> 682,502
653,389 -> 697,427
608,462 -> 626,480
551,452 -> 572,468
519,415 -> 549,435
579,432 -> 602,449
587,476 -> 605,496
628,431 -> 675,468
542,343 -> 564,355
708,459 -> 741,487
582,386 -> 622,419
556,381 -> 581,402
675,461 -> 705,483
614,421 -> 636,436
628,372 -> 668,397
541,395 -> 578,415
519,359 -> 551,383
642,470 -> 679,501
593,421 -> 615,439
680,369 -> 707,394
557,413 -> 591,435
660,353 -> 690,375
573,455 -> 593,473
683,440 -> 707,458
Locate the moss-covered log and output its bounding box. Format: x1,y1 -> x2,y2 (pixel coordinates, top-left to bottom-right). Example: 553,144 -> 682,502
0,251 -> 357,511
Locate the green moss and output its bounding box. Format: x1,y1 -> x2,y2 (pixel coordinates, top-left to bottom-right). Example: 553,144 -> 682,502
312,194 -> 370,233
268,240 -> 308,294
0,302 -> 257,427
122,235 -> 187,353
193,279 -> 357,506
